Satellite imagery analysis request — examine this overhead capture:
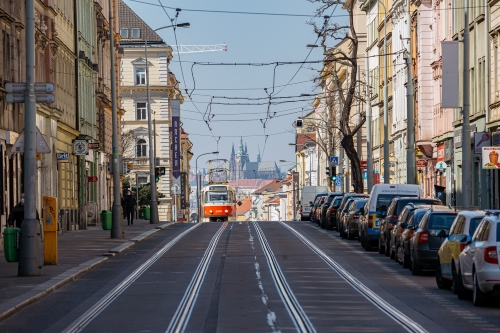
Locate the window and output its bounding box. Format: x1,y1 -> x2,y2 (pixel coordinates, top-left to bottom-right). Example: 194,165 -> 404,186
131,28 -> 140,38
469,218 -> 483,236
136,102 -> 147,120
120,29 -> 129,38
136,139 -> 147,157
135,67 -> 146,85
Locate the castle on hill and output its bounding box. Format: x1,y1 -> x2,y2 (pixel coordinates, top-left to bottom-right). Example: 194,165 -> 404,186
228,138 -> 281,181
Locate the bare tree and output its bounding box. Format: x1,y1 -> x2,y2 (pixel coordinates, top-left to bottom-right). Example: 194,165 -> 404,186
121,129 -> 149,166
309,0 -> 366,193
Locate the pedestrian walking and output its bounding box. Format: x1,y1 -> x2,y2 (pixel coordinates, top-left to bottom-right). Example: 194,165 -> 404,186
124,191 -> 136,225
7,193 -> 39,228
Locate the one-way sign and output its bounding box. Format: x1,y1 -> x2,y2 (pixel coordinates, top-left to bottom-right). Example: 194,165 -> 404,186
329,156 -> 339,166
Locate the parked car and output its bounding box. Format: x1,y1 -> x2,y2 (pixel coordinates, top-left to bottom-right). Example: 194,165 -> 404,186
456,211 -> 500,306
314,195 -> 328,225
409,206 -> 458,275
340,198 -> 368,240
325,195 -> 344,230
379,197 -> 442,257
436,210 -> 485,290
337,193 -> 369,231
319,192 -> 343,229
300,186 -> 329,221
310,194 -> 327,224
401,208 -> 429,268
359,184 -> 421,251
391,203 -> 424,264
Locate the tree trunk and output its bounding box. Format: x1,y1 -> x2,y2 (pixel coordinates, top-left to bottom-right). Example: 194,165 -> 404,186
341,135 -> 364,193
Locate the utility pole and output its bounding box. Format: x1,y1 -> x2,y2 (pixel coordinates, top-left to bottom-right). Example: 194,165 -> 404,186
462,0 -> 471,209
19,0 -> 42,276
405,28 -> 416,185
109,0 -> 124,238
365,55 -> 373,193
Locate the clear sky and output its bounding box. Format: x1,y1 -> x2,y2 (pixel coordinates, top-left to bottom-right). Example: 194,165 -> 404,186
124,0 -> 345,173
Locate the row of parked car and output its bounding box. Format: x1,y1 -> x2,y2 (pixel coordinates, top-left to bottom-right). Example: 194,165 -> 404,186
303,184 -> 500,307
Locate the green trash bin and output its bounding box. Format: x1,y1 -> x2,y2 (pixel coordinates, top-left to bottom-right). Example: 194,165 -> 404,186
143,206 -> 150,220
3,227 -> 21,262
101,210 -> 112,230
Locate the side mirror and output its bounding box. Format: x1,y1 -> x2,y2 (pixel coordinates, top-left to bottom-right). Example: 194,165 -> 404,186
437,229 -> 448,238
400,223 -> 407,229
466,235 -> 472,244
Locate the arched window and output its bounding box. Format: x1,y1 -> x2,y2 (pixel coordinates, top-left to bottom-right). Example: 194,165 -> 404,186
136,139 -> 147,157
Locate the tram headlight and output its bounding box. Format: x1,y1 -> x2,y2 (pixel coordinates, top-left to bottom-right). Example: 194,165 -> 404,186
209,210 -> 213,214
225,209 -> 229,213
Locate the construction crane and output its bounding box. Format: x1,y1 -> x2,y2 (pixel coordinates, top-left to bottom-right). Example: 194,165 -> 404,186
170,43 -> 227,54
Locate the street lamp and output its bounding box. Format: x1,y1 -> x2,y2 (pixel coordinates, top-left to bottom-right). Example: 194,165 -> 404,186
196,151 -> 219,222
145,22 -> 190,224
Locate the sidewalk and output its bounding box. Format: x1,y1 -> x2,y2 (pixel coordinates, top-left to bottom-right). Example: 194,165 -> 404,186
0,219 -> 178,322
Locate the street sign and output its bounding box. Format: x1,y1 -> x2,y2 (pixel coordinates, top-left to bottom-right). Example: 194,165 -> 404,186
10,127 -> 51,156
123,163 -> 131,174
360,160 -> 367,170
5,82 -> 54,93
88,142 -> 100,150
72,139 -> 89,155
329,156 -> 339,166
56,152 -> 69,163
6,93 -> 54,103
335,176 -> 343,186
88,176 -> 98,182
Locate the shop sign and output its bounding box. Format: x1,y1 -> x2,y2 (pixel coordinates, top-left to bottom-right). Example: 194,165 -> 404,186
492,132 -> 500,146
56,152 -> 69,163
435,161 -> 448,171
444,140 -> 453,161
482,147 -> 500,169
437,144 -> 445,161
416,160 -> 428,168
454,124 -> 476,148
474,132 -> 491,154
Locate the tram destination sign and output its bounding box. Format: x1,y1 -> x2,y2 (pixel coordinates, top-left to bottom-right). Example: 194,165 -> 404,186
209,186 -> 227,191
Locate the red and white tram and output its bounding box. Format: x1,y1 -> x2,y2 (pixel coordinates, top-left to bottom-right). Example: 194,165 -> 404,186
199,184 -> 237,222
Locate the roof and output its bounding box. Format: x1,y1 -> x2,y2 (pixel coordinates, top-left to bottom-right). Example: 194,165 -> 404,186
227,179 -> 273,189
236,198 -> 252,214
243,161 -> 278,172
296,133 -> 316,151
118,0 -> 163,44
266,197 -> 280,205
254,179 -> 282,195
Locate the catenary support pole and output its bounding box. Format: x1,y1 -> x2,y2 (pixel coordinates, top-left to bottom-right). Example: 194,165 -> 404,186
366,55 -> 373,193
462,0 -> 471,209
381,1 -> 389,184
19,0 -> 42,276
406,5 -> 416,185
109,0 -> 124,238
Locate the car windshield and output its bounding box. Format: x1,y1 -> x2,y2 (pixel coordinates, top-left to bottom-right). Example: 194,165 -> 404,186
376,194 -> 397,213
469,218 -> 483,236
356,200 -> 367,209
428,214 -> 457,230
207,192 -> 228,202
497,223 -> 500,242
332,197 -> 343,208
396,198 -> 435,216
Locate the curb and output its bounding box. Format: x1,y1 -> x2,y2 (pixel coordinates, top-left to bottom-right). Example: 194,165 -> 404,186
0,221 -> 178,323
0,257 -> 107,322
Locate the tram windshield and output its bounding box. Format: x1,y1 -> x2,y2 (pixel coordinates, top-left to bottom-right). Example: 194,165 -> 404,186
206,191 -> 229,202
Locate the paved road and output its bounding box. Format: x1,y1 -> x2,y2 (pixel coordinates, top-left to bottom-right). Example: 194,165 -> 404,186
1,221 -> 500,332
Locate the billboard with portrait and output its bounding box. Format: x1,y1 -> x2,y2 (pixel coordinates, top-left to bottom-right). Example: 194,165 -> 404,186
482,147 -> 500,169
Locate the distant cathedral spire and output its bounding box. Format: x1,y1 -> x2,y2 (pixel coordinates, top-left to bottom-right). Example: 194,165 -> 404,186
257,145 -> 261,163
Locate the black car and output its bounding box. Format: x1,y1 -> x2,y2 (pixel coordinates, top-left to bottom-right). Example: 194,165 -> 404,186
339,198 -> 368,240
336,193 -> 369,231
391,203 -> 424,263
409,206 -> 457,275
319,192 -> 343,229
310,194 -> 327,224
379,197 -> 442,257
325,195 -> 344,230
401,208 -> 429,268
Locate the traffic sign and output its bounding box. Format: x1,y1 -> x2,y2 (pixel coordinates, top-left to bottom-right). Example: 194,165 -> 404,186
10,127 -> 51,155
335,176 -> 343,186
330,156 -> 339,166
5,82 -> 55,104
88,176 -> 98,182
360,160 -> 367,170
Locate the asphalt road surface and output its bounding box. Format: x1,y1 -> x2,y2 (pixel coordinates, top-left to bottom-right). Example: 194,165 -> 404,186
2,221 -> 500,333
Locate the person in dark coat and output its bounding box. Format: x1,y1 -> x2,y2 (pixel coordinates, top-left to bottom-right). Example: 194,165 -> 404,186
124,191 -> 136,225
7,193 -> 39,228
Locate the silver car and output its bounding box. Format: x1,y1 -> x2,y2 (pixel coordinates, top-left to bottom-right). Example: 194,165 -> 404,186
456,211 -> 500,306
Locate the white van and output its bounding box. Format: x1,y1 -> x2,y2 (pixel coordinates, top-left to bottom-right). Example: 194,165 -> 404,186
359,184 -> 421,249
300,186 -> 329,221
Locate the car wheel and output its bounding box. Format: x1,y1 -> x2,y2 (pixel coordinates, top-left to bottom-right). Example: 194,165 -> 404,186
389,240 -> 396,260
347,230 -> 355,240
384,235 -> 391,257
402,247 -> 410,269
473,271 -> 489,306
341,226 -> 347,239
454,267 -> 470,300
378,237 -> 385,254
435,261 -> 452,290
396,243 -> 404,265
411,253 -> 422,276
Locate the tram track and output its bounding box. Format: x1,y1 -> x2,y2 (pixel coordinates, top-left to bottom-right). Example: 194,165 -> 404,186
280,222 -> 429,333
252,221 -> 316,333
62,223 -> 202,333
166,222 -> 228,333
